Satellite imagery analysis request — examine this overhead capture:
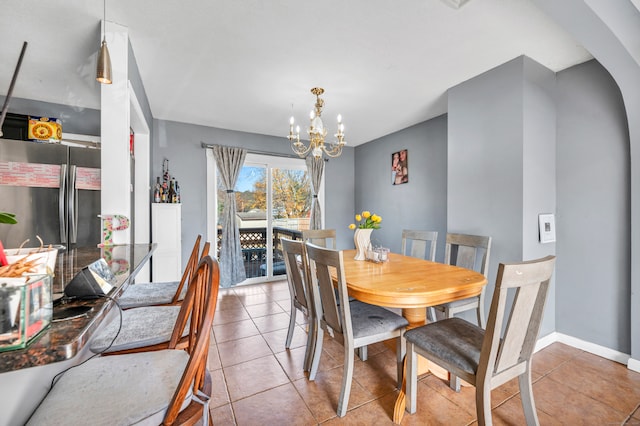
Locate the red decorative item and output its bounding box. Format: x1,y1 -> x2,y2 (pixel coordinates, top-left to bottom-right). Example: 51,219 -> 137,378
0,240 -> 8,266
129,128 -> 135,156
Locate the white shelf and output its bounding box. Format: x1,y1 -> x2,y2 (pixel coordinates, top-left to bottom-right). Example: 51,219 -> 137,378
151,203 -> 182,282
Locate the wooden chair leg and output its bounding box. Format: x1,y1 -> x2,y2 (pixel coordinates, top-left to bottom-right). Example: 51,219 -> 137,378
449,373 -> 461,392
337,342 -> 355,417
396,333 -> 406,388
406,342 -> 417,414
303,319 -> 316,372
427,306 -> 437,322
308,328 -> 324,380
475,381 -> 492,426
477,303 -> 486,329
519,363 -> 540,426
285,305 -> 297,349
357,346 -> 367,361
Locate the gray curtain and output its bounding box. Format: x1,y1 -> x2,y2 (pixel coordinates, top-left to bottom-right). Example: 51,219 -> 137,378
306,156 -> 324,230
212,145 -> 247,288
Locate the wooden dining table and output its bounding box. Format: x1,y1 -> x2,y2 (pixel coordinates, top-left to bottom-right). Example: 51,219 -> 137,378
337,249 -> 487,423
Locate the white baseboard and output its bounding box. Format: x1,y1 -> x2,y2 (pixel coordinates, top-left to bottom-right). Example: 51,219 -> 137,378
534,331 -> 559,353
534,331 -> 632,367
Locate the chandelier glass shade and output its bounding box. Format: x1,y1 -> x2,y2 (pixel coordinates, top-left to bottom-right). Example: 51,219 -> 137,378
288,87 -> 346,158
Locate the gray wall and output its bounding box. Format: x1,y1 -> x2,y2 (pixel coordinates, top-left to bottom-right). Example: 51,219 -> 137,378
556,60 -> 630,352
0,38 -> 153,138
127,42 -> 153,132
152,119 -> 355,264
447,56 -> 557,335
353,116 -> 448,259
354,57 -> 631,353
0,96 -> 100,136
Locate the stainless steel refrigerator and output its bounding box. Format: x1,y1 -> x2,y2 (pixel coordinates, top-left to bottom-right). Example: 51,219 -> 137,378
0,138 -> 101,248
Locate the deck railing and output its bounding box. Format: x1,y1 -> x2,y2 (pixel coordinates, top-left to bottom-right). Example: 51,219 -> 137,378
216,227 -> 303,278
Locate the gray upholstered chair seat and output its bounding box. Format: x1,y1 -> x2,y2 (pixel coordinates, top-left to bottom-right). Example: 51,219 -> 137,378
350,300 -> 409,339
90,306 -> 186,353
404,317 -> 484,377
117,281 -> 182,309
27,350 -> 192,426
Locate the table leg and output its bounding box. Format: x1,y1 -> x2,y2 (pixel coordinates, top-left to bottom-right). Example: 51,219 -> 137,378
401,307 -> 427,328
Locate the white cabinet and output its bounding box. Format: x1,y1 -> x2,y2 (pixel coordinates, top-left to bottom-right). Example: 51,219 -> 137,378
152,203 -> 182,282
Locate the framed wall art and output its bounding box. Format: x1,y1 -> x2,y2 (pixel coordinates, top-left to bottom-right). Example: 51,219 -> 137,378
391,149 -> 408,185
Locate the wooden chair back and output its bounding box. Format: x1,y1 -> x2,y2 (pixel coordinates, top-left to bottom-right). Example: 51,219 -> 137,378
302,229 -> 337,249
171,234 -> 204,304
478,255 -> 556,387
405,255 -> 555,424
168,252 -> 215,352
305,242 -> 350,346
164,255 -> 220,425
281,238 -> 311,313
102,241 -> 213,357
401,230 -> 438,261
444,233 -> 491,278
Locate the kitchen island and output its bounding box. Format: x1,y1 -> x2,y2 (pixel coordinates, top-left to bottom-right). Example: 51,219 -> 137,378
0,243 -> 156,425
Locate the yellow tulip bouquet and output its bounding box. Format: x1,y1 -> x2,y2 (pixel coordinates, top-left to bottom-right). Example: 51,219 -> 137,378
349,210 -> 382,230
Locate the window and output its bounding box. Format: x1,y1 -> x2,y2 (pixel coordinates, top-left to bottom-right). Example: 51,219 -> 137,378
207,151 -> 323,283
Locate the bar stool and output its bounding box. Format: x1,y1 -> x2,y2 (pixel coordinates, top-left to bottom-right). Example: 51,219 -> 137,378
27,256 -> 220,426
116,235 -> 207,309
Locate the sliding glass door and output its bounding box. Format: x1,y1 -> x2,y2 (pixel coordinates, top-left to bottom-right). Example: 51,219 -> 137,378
208,152 -> 321,284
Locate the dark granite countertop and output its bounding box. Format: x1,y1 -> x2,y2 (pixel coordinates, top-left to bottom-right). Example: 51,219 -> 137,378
0,244 -> 156,373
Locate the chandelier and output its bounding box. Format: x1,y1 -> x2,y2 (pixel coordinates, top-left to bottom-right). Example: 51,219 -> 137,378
287,87 -> 346,158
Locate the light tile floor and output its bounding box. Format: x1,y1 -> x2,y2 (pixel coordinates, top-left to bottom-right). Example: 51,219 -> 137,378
208,280 -> 640,425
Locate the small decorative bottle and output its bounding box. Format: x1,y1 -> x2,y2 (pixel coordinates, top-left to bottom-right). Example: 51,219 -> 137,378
153,177 -> 161,203
169,179 -> 177,203
175,180 -> 181,203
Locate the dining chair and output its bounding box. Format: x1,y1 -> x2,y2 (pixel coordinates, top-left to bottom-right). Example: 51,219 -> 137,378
302,229 -> 371,359
432,233 -> 491,324
402,230 -> 440,333
430,232 -> 491,390
27,256 -> 220,426
117,235 -> 208,309
405,255 -> 556,426
302,228 -> 337,249
281,238 -> 316,372
89,242 -> 212,355
401,229 -> 438,261
305,242 -> 408,417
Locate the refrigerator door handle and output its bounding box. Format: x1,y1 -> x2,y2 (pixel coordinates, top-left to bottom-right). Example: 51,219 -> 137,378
69,165 -> 78,244
59,164 -> 68,244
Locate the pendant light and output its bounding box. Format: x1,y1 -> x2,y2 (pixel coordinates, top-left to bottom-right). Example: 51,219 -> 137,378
96,0 -> 112,84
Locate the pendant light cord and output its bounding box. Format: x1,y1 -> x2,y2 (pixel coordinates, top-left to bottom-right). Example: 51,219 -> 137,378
102,0 -> 107,42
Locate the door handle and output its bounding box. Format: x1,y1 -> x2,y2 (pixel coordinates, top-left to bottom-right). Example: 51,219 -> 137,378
59,164 -> 67,244
69,165 -> 77,244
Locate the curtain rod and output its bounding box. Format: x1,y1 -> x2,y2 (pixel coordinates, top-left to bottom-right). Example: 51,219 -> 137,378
200,142 -> 329,161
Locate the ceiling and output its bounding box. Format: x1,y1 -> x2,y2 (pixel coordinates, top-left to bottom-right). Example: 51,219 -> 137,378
0,0 -> 592,146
